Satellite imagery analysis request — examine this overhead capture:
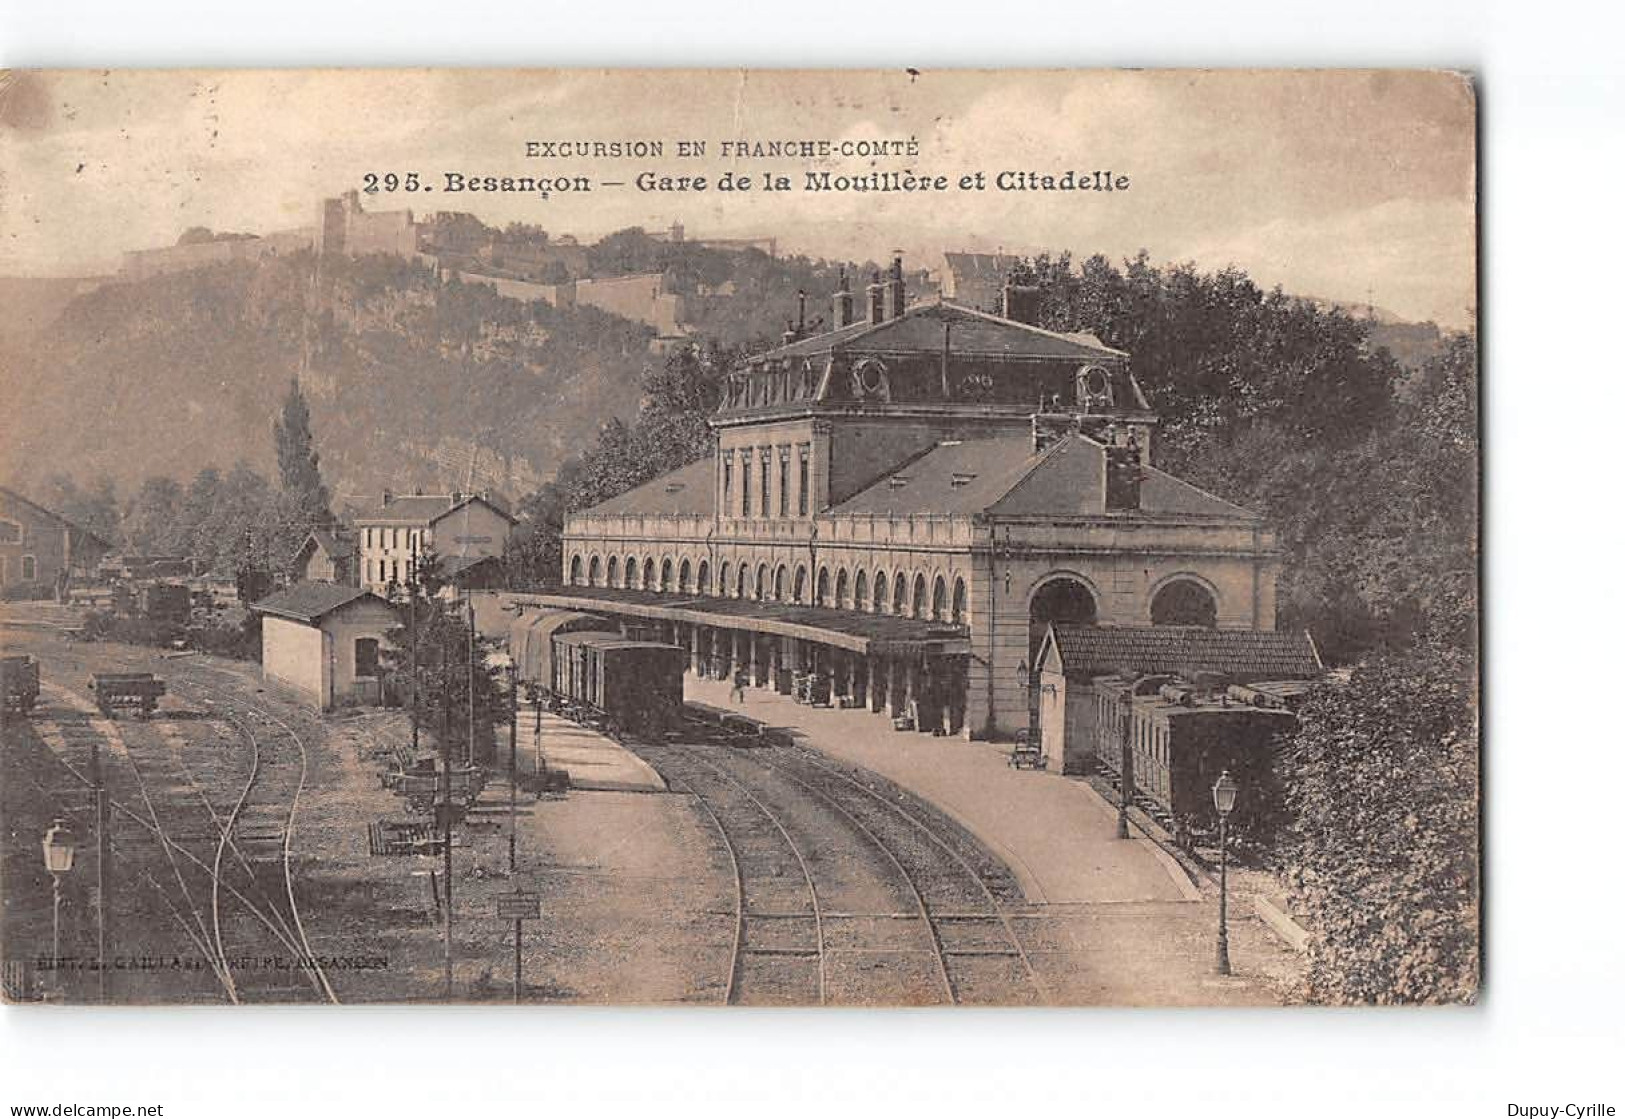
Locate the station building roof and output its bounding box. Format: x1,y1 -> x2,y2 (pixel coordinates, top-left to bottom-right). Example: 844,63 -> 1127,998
742,301 -> 1128,366
1038,623 -> 1323,681
828,432 -> 1262,522
572,457 -> 714,518
253,581 -> 394,624
513,586 -> 969,658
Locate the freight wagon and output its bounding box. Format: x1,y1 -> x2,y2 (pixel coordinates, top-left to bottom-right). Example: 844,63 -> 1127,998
549,629 -> 686,737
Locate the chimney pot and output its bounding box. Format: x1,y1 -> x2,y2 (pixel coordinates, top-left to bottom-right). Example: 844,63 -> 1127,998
884,251 -> 906,320
832,267 -> 854,329
867,273 -> 886,324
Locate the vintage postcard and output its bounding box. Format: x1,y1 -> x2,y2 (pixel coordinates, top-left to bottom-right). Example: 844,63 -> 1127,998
0,69 -> 1478,1007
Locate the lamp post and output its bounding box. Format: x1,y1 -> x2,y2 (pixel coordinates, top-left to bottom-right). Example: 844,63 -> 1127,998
41,820 -> 76,996
1212,769 -> 1238,976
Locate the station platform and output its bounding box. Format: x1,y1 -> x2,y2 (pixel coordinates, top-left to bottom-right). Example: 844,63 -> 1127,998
684,675 -> 1198,907
512,707 -> 667,794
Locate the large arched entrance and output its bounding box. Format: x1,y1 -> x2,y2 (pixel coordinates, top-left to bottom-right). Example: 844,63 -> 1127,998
1150,578 -> 1218,627
1028,575 -> 1099,664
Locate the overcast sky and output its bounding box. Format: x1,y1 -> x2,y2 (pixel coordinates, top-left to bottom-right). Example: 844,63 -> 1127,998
0,69 -> 1476,327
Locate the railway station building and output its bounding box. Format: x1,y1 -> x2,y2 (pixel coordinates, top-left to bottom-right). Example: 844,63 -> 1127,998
537,256 -> 1284,740
255,582 -> 400,710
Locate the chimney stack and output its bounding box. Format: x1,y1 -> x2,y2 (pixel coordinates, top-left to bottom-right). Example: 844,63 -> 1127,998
883,250 -> 906,320
796,288 -> 808,334
1104,444 -> 1144,512
832,268 -> 854,329
1002,282 -> 1042,324
866,270 -> 885,324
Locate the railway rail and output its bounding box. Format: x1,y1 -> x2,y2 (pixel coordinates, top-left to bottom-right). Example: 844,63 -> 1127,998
13,641 -> 339,1004
627,722 -> 1048,1007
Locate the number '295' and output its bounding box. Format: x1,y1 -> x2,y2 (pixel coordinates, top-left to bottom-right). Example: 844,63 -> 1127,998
362,173 -> 424,193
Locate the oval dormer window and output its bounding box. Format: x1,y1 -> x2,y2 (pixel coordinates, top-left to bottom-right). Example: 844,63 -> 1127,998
1077,365 -> 1114,411
851,357 -> 890,401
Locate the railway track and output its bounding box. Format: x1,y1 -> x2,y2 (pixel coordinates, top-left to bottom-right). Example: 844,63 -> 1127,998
631,730 -> 1047,1007
16,643 -> 339,1004
638,743 -> 827,1006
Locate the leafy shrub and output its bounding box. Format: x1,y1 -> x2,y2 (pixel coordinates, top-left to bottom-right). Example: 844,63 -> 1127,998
1280,644 -> 1479,1004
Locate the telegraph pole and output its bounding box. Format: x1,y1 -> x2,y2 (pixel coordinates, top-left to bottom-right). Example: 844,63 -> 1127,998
408,555 -> 419,754
1117,696 -> 1134,841
509,662 -> 521,1004
92,733 -> 108,1002
440,641 -> 454,1001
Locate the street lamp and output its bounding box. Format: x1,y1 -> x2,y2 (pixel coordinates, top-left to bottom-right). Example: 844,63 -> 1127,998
1212,769 -> 1239,976
41,820 -> 76,991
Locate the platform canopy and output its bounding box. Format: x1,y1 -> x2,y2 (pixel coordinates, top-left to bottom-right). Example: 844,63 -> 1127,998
517,586 -> 970,658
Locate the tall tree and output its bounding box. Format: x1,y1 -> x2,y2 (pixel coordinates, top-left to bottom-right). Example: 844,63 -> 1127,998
271,376 -> 334,572
272,376 -> 333,526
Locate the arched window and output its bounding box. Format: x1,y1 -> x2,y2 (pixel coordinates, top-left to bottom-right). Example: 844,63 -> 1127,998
931,575 -> 948,622
678,558 -> 692,592
912,573 -> 928,619
607,556 -> 620,587
568,555 -> 583,586
718,561 -> 731,597
588,555 -> 602,587
855,571 -> 870,612
773,565 -> 786,601
815,566 -> 830,606
872,571 -> 888,614
660,558 -> 674,592
835,569 -> 850,610
626,555 -> 638,587
755,563 -> 768,601
1151,578 -> 1218,628
698,560 -> 711,594
951,577 -> 967,625
642,557 -> 656,589
793,565 -> 808,605
737,564 -> 749,599
892,572 -> 907,615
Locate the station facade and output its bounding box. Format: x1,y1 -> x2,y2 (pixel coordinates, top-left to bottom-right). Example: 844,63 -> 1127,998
551,257 -> 1283,739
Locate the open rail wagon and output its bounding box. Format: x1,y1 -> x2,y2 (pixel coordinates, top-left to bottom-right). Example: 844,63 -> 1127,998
88,672 -> 166,717
384,757 -> 486,815
550,630 -> 685,737
2,655 -> 40,716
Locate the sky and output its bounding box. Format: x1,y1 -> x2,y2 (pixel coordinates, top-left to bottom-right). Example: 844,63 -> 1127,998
0,69 -> 1477,327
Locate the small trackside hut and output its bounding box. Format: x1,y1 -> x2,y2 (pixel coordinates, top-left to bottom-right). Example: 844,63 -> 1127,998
253,581 -> 400,710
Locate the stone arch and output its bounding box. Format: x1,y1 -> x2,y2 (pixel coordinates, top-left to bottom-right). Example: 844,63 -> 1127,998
835,568 -> 851,610
951,576 -> 967,625
758,563 -> 770,601
1027,571 -> 1101,664
872,570 -> 888,614
718,561 -> 731,597
815,565 -> 831,606
773,564 -> 787,601
892,571 -> 908,616
588,555 -> 603,587
660,557 -> 674,592
854,570 -> 870,612
698,559 -> 712,594
1150,574 -> 1219,628
641,556 -> 656,589
678,557 -> 693,593
568,554 -> 583,586
607,555 -> 620,587
931,574 -> 948,622
793,564 -> 809,605
908,572 -> 926,619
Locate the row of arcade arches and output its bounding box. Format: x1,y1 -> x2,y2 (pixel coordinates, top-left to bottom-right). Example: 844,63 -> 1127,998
565,551 -> 972,625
